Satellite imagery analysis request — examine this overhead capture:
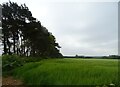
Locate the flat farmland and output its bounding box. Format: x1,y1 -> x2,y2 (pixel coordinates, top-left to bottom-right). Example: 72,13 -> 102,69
13,58 -> 118,85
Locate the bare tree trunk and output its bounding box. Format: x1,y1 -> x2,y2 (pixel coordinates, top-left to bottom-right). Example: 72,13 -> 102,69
13,36 -> 16,54
3,35 -> 7,54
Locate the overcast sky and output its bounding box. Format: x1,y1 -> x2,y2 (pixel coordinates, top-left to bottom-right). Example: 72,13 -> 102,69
0,0 -> 119,56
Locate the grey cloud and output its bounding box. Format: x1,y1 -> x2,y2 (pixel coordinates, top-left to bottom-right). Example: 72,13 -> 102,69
0,1 -> 118,56
48,2 -> 118,56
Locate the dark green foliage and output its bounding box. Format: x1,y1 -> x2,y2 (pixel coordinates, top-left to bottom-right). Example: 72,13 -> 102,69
2,55 -> 42,71
22,57 -> 42,63
1,1 -> 63,58
2,55 -> 25,71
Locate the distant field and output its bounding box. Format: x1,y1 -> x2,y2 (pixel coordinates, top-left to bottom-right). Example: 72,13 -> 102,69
13,58 -> 118,85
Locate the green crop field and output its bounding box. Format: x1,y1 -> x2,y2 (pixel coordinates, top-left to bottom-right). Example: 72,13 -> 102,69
13,58 -> 118,85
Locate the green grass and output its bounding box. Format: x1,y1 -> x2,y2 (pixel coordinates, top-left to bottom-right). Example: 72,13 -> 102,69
13,58 -> 118,85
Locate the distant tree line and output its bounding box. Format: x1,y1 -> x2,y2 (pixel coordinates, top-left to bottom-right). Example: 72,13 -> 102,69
64,55 -> 119,59
1,1 -> 63,58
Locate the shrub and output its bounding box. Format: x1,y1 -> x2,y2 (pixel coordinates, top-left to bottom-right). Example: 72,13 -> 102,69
2,55 -> 42,71
2,55 -> 25,71
23,57 -> 42,63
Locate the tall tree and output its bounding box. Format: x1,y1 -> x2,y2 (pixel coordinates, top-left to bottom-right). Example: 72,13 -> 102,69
2,1 -> 63,58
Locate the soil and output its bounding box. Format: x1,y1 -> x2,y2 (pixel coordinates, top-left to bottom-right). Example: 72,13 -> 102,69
2,76 -> 24,86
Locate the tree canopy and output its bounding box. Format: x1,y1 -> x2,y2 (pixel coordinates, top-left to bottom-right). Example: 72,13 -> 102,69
1,1 -> 63,58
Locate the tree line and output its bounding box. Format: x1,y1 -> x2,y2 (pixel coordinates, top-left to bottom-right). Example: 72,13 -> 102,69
1,1 -> 63,58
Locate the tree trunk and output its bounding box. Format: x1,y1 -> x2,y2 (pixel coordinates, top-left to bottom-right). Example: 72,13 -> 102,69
13,35 -> 16,54
3,35 -> 7,54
